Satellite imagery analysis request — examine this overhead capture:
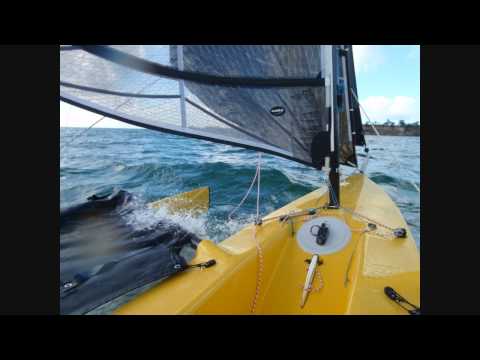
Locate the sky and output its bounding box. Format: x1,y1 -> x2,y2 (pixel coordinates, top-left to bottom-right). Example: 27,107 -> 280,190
60,45 -> 420,128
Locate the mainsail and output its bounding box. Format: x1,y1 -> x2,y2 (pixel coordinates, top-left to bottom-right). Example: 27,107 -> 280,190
60,45 -> 364,168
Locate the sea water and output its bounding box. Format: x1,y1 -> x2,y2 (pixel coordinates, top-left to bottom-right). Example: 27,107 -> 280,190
60,128 -> 420,248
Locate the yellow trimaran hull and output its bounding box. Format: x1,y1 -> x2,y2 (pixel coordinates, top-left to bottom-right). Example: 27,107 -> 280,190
115,173 -> 419,315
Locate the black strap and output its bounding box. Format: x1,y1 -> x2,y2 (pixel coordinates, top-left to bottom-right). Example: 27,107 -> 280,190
187,259 -> 216,270
87,193 -> 111,201
60,45 -> 82,51
77,45 -> 326,88
384,286 -> 420,315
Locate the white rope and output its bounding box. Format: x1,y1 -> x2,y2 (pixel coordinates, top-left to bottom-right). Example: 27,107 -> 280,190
250,225 -> 264,313
226,152 -> 264,313
227,166 -> 258,221
227,152 -> 262,221
251,152 -> 263,313
256,153 -> 262,221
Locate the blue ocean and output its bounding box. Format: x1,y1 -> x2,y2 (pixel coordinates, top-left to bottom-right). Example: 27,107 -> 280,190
60,128 -> 420,247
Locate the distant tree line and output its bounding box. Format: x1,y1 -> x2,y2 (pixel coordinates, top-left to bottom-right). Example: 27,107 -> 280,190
373,119 -> 420,127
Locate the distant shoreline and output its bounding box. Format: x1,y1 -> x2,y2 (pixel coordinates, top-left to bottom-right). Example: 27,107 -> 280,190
363,125 -> 420,137
60,125 -> 420,137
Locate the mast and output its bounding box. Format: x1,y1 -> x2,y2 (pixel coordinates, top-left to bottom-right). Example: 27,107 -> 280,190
328,45 -> 341,207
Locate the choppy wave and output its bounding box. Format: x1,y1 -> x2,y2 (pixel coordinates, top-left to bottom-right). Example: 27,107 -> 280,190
60,128 -> 420,246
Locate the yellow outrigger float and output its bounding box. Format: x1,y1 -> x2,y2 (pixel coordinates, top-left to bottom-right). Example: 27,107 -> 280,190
116,173 -> 419,315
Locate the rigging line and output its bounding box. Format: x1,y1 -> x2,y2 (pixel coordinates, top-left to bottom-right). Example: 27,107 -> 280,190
61,116 -> 106,151
256,153 -> 262,221
227,152 -> 263,223
223,152 -> 264,312
350,88 -> 420,193
339,206 -> 396,232
350,89 -> 380,136
61,78 -> 162,154
251,152 -> 263,314
227,161 -> 260,221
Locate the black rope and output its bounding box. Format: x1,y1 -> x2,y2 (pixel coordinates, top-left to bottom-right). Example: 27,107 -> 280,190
77,45 -> 326,88
60,45 -> 82,51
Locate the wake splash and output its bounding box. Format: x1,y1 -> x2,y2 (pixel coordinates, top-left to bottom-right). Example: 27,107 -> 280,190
122,194 -> 256,244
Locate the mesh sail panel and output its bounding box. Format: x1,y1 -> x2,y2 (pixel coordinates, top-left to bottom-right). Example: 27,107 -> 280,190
60,45 -> 361,167
172,45 -> 324,78
182,82 -> 329,162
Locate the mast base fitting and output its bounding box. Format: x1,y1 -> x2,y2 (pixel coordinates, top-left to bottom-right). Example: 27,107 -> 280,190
254,218 -> 263,226
393,228 -> 407,238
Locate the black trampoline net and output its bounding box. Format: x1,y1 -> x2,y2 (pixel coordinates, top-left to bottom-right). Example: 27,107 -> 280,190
60,190 -> 200,315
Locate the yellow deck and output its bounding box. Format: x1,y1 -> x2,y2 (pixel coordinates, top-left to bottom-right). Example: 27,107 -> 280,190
115,173 -> 420,315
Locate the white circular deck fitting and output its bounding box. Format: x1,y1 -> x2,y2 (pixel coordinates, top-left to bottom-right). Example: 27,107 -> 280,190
296,216 -> 352,255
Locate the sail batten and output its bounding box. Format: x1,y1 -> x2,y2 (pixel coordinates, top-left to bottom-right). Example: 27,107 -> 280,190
60,45 -> 364,168
60,81 -> 181,99
60,92 -> 297,160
